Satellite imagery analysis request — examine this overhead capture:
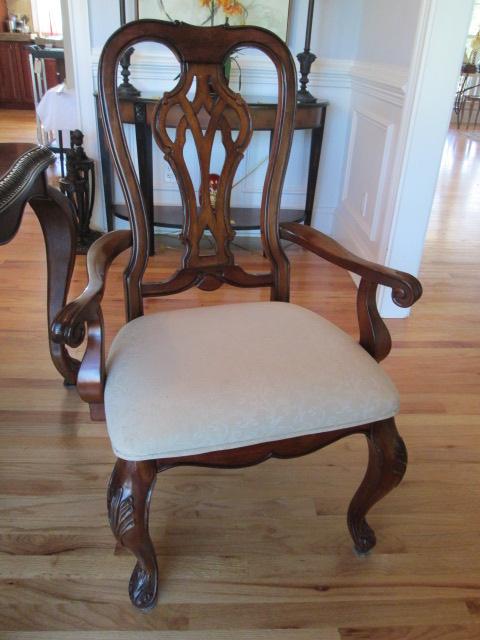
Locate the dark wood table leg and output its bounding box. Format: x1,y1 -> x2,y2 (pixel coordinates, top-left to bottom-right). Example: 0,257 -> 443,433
304,106 -> 327,227
29,182 -> 80,385
134,102 -> 155,256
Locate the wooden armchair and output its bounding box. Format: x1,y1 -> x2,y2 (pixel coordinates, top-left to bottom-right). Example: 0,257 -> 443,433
52,20 -> 422,611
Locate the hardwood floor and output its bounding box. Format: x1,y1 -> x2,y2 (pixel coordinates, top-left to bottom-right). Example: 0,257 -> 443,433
0,111 -> 479,639
0,110 -> 37,143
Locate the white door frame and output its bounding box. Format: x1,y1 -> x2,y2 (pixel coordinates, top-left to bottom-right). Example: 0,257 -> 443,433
378,0 -> 474,317
61,0 -> 107,230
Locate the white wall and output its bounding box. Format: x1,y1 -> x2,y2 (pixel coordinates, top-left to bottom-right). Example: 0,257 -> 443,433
310,0 -> 362,59
355,0 -> 420,67
89,0 -> 120,48
87,0 -> 363,55
333,1 -> 421,286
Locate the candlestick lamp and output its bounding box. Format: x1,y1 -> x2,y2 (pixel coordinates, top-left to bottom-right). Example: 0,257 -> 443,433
297,0 -> 317,104
118,0 -> 140,98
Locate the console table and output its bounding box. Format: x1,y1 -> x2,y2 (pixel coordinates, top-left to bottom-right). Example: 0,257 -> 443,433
97,93 -> 328,255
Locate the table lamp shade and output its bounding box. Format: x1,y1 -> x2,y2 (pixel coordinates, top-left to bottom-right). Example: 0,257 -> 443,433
36,83 -> 79,132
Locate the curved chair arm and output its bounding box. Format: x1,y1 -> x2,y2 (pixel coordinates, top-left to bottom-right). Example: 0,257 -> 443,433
52,230 -> 133,417
280,222 -> 422,362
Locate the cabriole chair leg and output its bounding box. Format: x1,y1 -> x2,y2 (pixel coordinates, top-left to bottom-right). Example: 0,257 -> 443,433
107,458 -> 158,610
347,418 -> 408,554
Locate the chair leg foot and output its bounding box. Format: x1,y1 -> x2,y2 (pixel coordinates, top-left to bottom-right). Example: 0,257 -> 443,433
347,418 -> 407,554
107,458 -> 158,611
128,558 -> 158,612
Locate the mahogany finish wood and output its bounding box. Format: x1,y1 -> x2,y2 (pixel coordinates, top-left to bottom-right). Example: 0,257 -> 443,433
0,142 -> 78,383
153,60 -> 253,272
52,229 -> 132,409
0,0 -> 7,31
0,40 -> 34,109
53,20 -> 422,611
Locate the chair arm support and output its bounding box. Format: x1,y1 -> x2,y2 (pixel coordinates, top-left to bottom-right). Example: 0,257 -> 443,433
280,222 -> 422,308
52,230 -> 132,348
51,230 -> 132,413
280,223 -> 423,362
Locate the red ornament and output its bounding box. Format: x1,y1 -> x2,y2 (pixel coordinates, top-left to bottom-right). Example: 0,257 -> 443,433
199,173 -> 220,209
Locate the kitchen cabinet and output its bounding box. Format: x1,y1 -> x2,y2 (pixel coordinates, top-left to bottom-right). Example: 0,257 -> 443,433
0,40 -> 34,108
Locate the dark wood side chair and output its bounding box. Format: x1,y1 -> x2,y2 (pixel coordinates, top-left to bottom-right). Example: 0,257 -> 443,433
0,143 -> 79,384
52,20 -> 422,611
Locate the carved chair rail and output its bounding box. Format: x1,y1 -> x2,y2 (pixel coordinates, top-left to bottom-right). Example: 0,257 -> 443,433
280,222 -> 422,361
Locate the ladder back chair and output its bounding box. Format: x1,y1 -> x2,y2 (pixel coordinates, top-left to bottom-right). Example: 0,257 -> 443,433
53,20 -> 422,611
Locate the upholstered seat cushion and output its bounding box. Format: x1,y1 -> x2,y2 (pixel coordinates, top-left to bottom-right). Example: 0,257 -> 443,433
105,302 -> 399,460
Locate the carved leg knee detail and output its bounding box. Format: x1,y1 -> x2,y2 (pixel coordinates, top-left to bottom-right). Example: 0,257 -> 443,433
107,458 -> 158,611
347,419 -> 407,554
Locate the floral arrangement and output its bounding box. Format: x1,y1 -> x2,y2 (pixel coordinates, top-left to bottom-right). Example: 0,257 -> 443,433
199,0 -> 245,85
153,0 -> 289,40
156,0 -> 246,85
200,0 -> 247,25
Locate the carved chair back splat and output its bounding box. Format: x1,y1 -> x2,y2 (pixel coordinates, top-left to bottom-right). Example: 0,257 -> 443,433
98,20 -> 297,321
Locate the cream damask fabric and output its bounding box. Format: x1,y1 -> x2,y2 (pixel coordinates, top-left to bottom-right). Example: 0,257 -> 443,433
105,302 -> 399,460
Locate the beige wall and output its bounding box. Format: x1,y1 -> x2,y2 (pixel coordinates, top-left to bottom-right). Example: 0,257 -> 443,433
7,0 -> 32,23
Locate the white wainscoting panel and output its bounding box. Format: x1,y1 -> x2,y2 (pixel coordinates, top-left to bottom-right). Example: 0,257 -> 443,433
332,61 -> 408,313
331,62 -> 411,318
341,109 -> 394,243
